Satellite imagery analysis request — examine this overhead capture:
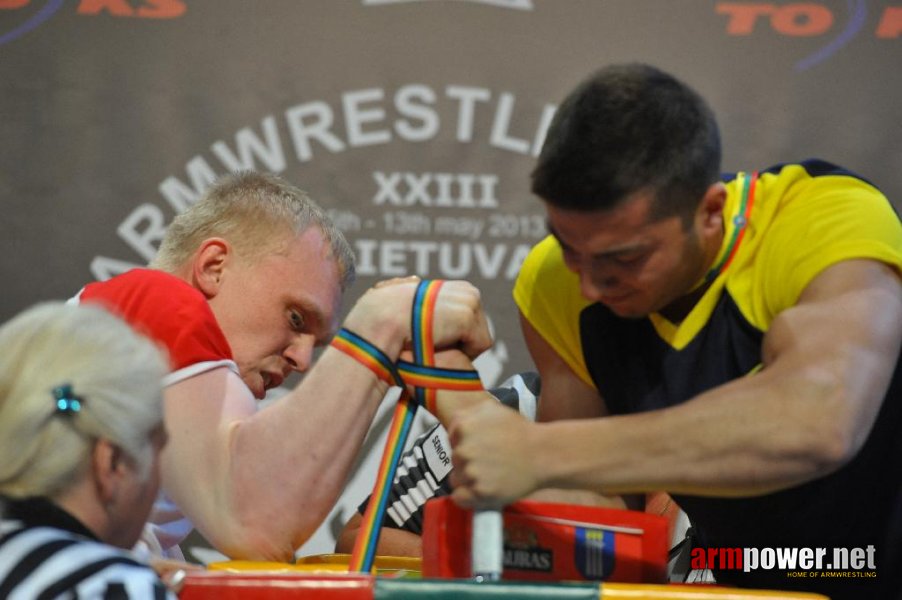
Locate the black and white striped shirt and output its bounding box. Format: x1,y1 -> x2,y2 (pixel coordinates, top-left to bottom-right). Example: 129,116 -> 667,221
0,498 -> 174,599
358,371 -> 540,535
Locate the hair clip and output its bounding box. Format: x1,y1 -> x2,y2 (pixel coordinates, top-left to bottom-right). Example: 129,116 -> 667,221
52,384 -> 83,416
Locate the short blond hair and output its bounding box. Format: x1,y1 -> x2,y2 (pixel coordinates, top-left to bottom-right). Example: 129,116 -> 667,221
152,171 -> 356,291
0,303 -> 167,499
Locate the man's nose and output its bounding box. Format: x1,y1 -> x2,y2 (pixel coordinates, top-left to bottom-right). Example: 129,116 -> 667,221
283,334 -> 315,373
578,268 -> 618,302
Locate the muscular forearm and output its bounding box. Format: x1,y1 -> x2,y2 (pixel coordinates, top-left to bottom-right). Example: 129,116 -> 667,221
454,338 -> 898,507
220,351 -> 393,559
536,375 -> 847,498
527,261 -> 902,500
453,372 -> 863,509
190,280 -> 491,559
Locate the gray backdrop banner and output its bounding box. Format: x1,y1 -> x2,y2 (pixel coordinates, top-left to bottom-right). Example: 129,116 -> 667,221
2,0 -> 900,380
1,0 -> 900,558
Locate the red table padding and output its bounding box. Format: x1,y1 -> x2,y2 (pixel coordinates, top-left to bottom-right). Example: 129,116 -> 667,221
179,573 -> 828,599
422,498 -> 668,583
179,572 -> 375,599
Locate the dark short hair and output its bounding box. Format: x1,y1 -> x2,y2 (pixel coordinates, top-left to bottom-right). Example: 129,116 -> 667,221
531,63 -> 721,221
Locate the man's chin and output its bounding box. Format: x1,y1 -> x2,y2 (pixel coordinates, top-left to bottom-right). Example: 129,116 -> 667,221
601,298 -> 649,319
608,307 -> 648,320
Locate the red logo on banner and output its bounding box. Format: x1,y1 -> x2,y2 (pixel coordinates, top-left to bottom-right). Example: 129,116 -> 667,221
77,0 -> 185,18
1,0 -> 185,46
716,2 -> 900,69
877,7 -> 902,38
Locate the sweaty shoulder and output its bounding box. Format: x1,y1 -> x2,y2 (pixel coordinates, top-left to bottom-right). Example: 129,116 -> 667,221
77,269 -> 235,379
514,236 -> 594,387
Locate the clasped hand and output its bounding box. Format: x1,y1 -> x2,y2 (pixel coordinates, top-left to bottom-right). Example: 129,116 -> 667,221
345,276 -> 493,361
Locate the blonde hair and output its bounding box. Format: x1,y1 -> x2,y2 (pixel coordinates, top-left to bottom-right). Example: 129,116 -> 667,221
0,302 -> 167,499
152,171 -> 356,291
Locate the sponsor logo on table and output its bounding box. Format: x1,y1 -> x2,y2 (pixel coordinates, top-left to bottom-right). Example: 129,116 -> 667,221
503,526 -> 553,572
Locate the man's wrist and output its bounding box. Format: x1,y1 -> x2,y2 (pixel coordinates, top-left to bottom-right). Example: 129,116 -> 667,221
343,288 -> 412,360
530,421 -> 566,491
330,328 -> 404,387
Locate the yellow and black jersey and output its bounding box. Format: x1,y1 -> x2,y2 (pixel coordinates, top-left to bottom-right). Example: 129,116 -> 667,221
513,160 -> 902,594
515,160 -> 900,396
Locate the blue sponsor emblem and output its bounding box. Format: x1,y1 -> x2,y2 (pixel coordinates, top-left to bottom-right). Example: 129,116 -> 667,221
575,527 -> 616,580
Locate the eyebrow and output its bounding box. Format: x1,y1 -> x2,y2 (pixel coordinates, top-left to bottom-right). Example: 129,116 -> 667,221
547,223 -> 649,260
291,299 -> 334,346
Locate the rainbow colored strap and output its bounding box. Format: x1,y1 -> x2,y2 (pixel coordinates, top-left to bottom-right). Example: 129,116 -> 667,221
348,279 -> 483,573
705,171 -> 758,282
397,362 -> 483,414
330,328 -> 404,387
410,280 -> 441,416
348,386 -> 419,572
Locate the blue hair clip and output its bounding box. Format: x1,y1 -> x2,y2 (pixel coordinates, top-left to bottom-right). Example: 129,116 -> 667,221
52,384 -> 83,416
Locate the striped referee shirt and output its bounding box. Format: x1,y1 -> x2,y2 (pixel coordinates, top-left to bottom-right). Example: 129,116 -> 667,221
0,497 -> 174,599
358,371 -> 540,535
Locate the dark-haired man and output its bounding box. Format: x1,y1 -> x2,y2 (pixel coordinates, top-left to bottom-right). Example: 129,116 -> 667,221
447,64 -> 901,598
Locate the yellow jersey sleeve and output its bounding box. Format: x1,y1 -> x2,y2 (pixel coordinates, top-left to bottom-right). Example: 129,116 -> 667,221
513,236 -> 595,388
753,169 -> 902,319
